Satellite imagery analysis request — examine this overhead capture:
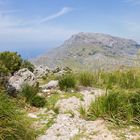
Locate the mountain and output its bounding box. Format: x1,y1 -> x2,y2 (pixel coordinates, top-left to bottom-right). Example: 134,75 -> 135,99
32,32 -> 140,70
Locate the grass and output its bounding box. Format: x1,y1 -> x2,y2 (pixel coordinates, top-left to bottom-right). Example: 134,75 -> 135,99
0,92 -> 36,140
21,84 -> 38,102
59,73 -> 76,91
79,105 -> 87,120
21,84 -> 46,108
93,68 -> 140,90
76,68 -> 140,90
76,68 -> 140,129
79,71 -> 94,87
84,89 -> 140,126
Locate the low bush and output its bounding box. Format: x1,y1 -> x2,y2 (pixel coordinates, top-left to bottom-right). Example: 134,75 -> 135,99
79,72 -> 94,87
0,92 -> 36,140
21,84 -> 38,102
30,96 -> 46,107
59,74 -> 76,91
86,89 -> 140,125
21,84 -> 46,108
0,51 -> 35,75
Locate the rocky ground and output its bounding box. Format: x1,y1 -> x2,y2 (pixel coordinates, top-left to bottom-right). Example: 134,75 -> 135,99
6,66 -> 140,140
27,87 -> 140,140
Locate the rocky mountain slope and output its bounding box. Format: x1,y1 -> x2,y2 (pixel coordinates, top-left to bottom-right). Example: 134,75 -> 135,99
32,32 -> 140,70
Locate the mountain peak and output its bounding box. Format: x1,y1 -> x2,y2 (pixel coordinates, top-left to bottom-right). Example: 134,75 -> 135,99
64,32 -> 137,47
32,32 -> 140,70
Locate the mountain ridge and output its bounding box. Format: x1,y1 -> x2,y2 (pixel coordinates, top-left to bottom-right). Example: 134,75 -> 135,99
32,32 -> 140,70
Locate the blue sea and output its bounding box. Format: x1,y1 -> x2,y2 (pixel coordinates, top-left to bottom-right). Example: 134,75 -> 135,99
0,41 -> 61,59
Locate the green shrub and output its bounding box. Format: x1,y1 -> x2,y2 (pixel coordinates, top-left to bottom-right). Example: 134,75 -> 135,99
21,84 -> 38,102
79,72 -> 94,87
30,96 -> 46,107
21,60 -> 35,72
0,51 -> 35,75
0,92 -> 36,140
86,89 -> 140,125
0,51 -> 22,75
59,74 -> 76,91
21,84 -> 45,107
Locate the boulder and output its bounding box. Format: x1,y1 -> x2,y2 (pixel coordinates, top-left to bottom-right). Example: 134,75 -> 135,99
7,68 -> 37,92
40,80 -> 59,90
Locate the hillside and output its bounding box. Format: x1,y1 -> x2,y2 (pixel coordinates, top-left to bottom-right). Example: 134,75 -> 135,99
32,32 -> 140,70
1,51 -> 140,140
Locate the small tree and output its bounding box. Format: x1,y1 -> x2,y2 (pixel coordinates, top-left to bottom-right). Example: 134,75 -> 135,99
0,51 -> 22,75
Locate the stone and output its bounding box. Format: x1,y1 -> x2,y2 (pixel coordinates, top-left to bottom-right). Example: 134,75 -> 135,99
33,66 -> 48,78
40,80 -> 59,90
7,68 -> 37,92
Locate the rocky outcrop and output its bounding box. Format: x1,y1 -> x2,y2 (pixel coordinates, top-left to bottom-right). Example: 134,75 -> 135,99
33,65 -> 50,78
7,68 -> 37,93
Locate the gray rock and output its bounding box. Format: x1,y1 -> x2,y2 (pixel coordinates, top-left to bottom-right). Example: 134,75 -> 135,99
41,80 -> 59,90
34,66 -> 49,78
7,68 -> 37,92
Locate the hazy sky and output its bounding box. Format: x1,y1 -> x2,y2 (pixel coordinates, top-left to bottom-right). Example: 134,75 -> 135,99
0,0 -> 140,58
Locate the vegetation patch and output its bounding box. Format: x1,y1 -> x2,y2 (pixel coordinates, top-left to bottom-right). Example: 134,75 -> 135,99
82,89 -> 140,126
0,92 -> 36,140
91,69 -> 140,90
59,73 -> 76,91
21,84 -> 46,108
79,71 -> 94,87
30,96 -> 46,107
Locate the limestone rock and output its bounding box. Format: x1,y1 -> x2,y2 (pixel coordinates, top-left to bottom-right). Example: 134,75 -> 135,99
34,65 -> 49,78
41,80 -> 59,90
7,68 -> 37,92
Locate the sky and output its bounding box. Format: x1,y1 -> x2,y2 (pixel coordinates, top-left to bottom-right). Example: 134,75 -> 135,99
0,0 -> 140,58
